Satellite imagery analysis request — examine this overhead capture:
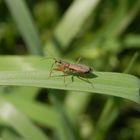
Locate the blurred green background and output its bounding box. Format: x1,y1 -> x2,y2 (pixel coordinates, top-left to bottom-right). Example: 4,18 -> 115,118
0,0 -> 140,140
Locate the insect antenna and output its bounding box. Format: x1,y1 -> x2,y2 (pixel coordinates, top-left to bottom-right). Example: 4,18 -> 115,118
40,57 -> 58,76
49,61 -> 55,77
76,57 -> 82,64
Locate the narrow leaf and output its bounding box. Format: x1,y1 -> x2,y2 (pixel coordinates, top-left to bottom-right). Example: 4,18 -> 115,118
53,0 -> 100,48
0,71 -> 139,103
0,98 -> 49,140
5,0 -> 43,55
0,56 -> 139,104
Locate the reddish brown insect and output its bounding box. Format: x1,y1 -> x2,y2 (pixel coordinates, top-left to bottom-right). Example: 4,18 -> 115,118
49,58 -> 92,76
49,58 -> 93,86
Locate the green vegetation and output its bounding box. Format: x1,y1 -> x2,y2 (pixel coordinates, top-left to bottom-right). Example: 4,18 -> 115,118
0,0 -> 140,140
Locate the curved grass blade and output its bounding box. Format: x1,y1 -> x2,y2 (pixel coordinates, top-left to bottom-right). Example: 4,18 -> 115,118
5,0 -> 43,55
0,56 -> 139,104
49,92 -> 81,140
0,98 -> 49,140
0,71 -> 139,104
48,0 -> 100,49
92,52 -> 140,140
2,95 -> 59,128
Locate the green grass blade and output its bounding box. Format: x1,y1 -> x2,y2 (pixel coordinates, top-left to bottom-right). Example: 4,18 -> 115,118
5,87 -> 40,101
92,98 -> 120,140
0,98 -> 49,140
3,95 -> 59,128
96,0 -> 140,38
49,92 -> 80,140
1,128 -> 24,140
0,71 -> 139,103
64,91 -> 91,120
0,56 -> 139,103
92,52 -> 140,140
48,0 -> 100,49
5,0 -> 43,55
124,35 -> 140,48
71,1 -> 140,58
124,52 -> 139,73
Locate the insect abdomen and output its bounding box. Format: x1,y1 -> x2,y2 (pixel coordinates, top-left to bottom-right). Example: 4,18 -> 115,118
69,64 -> 92,73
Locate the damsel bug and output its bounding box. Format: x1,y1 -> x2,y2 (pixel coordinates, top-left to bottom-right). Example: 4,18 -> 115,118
49,58 -> 93,86
49,58 -> 92,75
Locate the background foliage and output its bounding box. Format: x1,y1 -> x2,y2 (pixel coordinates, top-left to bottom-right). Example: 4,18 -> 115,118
0,0 -> 140,140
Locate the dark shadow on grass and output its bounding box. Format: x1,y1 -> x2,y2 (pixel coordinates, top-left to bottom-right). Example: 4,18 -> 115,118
70,72 -> 98,79
50,72 -> 98,79
50,72 -> 98,87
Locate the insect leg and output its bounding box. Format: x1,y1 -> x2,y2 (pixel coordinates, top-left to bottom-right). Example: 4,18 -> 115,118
77,76 -> 94,87
49,62 -> 55,77
64,74 -> 66,85
63,73 -> 69,86
71,75 -> 74,82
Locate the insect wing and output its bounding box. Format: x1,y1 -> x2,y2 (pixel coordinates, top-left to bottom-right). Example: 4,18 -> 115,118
69,64 -> 91,73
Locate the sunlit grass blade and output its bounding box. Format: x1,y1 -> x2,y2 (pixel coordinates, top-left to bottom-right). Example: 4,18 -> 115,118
92,52 -> 140,140
64,91 -> 91,120
6,87 -> 40,101
5,0 -> 43,55
0,56 -> 139,104
1,128 -> 24,140
2,95 -> 59,128
46,0 -> 100,49
0,98 -> 49,140
71,1 -> 140,59
49,92 -> 80,140
96,0 -> 140,38
0,70 -> 139,104
91,98 -> 120,140
124,52 -> 139,73
124,35 -> 140,48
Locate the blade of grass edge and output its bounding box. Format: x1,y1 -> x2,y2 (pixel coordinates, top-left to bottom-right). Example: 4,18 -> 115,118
0,71 -> 139,104
5,0 -> 43,55
45,0 -> 100,51
0,98 -> 49,140
92,52 -> 139,140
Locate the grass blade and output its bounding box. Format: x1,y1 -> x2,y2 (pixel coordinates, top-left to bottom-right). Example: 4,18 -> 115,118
0,56 -> 139,104
5,0 -> 43,55
49,0 -> 100,48
2,95 -> 59,128
49,92 -> 80,140
92,52 -> 140,140
0,98 -> 49,140
0,71 -> 139,103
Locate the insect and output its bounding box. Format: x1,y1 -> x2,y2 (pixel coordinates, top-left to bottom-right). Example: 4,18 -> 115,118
49,58 -> 93,86
49,58 -> 92,75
